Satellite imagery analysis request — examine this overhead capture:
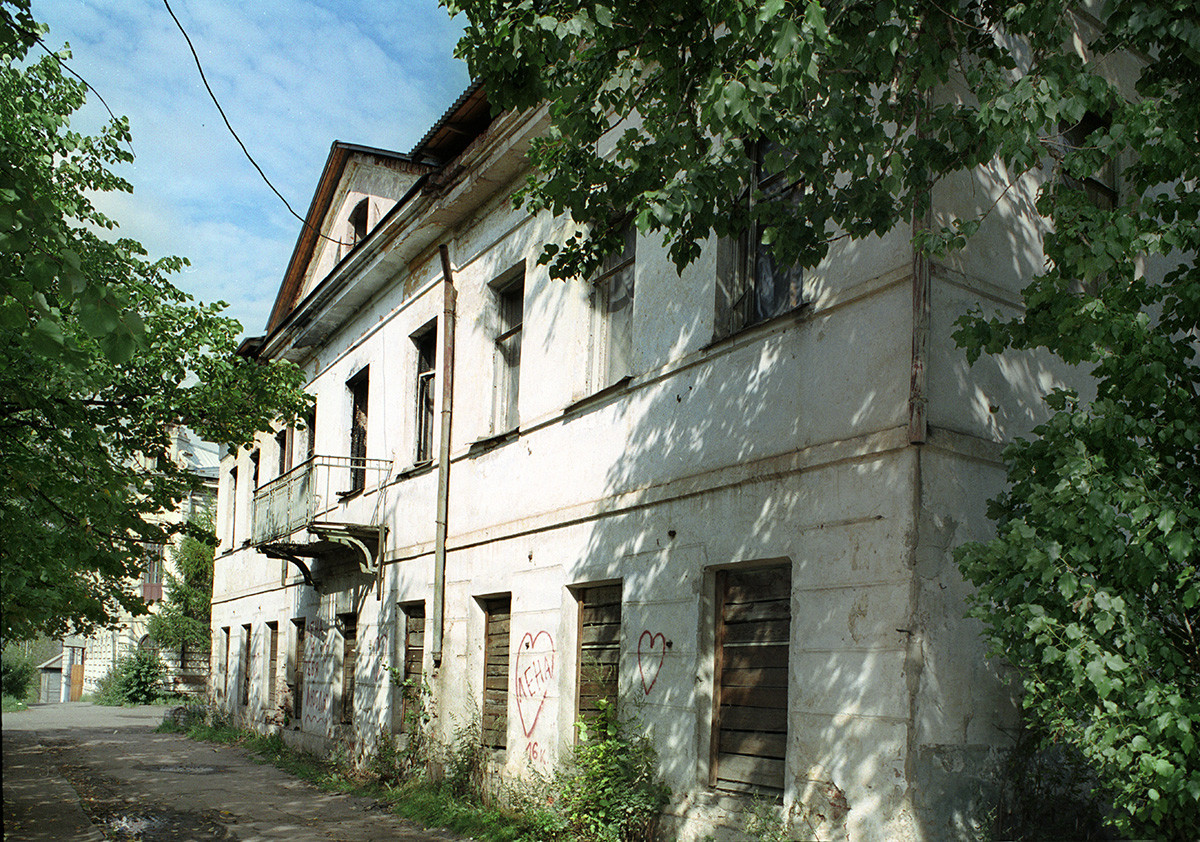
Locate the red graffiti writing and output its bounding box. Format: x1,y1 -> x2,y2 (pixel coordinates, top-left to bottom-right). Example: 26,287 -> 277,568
525,740 -> 547,764
637,631 -> 667,695
514,630 -> 555,738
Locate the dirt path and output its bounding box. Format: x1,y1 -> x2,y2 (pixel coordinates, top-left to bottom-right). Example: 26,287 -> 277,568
2,703 -> 461,842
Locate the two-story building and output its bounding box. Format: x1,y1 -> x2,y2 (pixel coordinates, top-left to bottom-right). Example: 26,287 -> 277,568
210,81 -> 1079,841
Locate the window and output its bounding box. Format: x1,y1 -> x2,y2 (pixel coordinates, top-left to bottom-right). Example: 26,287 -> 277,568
394,602 -> 426,733
275,427 -> 291,477
142,543 -> 165,603
221,626 -> 231,704
715,141 -> 804,338
577,584 -> 622,720
492,268 -> 524,432
711,564 -> 791,797
413,324 -> 437,464
250,449 -> 260,489
240,624 -> 252,707
481,596 -> 511,750
347,369 -> 369,494
291,618 -> 306,725
304,405 -> 317,462
266,621 -> 279,712
589,224 -> 636,391
348,198 -> 369,249
339,613 -> 357,725
228,466 -> 238,546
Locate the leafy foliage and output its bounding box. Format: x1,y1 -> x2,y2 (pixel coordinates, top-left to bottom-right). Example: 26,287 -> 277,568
94,650 -> 168,706
1,650 -> 36,699
0,1 -> 309,642
448,0 -> 1199,836
147,507 -> 216,651
558,701 -> 670,842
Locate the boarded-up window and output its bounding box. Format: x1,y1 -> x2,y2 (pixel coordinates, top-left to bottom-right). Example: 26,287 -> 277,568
221,626 -> 230,703
340,613 -> 357,725
240,624 -> 251,707
482,596 -> 511,750
577,584 -> 621,719
291,618 -> 305,724
395,602 -> 426,733
711,565 -> 791,797
266,622 -> 279,711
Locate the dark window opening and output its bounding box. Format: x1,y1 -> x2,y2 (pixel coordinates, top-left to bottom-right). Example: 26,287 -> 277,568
240,624 -> 252,707
291,618 -> 306,725
347,369 -> 369,493
349,198 -> 369,246
339,613 -> 358,725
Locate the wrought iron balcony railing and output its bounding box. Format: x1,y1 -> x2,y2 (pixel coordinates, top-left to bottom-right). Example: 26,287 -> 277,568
251,454 -> 391,546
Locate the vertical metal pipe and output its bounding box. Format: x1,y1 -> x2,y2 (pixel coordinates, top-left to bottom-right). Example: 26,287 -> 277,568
432,244 -> 457,664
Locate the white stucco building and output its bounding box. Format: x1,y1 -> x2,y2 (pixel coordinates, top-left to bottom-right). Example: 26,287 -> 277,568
210,83 -> 1088,840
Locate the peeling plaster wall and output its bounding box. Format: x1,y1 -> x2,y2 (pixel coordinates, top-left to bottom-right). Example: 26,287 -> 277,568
208,106 -> 1081,841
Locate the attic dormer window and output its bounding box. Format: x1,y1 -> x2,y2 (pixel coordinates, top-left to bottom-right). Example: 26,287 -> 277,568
349,198 -> 370,247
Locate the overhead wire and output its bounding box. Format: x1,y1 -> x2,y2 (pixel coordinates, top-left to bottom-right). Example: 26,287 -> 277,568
160,0 -> 346,246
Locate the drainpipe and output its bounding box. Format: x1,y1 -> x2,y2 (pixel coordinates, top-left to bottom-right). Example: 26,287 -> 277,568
432,244 -> 457,665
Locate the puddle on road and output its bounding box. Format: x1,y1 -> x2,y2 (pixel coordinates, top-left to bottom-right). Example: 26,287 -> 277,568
146,763 -> 220,775
98,808 -> 232,841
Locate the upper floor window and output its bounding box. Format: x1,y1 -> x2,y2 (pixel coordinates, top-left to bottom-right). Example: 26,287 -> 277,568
275,427 -> 291,477
1061,111 -> 1117,211
492,267 -> 524,433
589,223 -> 635,391
349,198 -> 370,247
715,140 -> 804,339
304,404 -> 317,462
347,368 -> 369,494
413,323 -> 437,464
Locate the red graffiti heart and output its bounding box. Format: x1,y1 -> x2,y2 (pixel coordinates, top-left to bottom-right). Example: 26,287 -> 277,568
638,631 -> 667,695
514,630 -> 555,738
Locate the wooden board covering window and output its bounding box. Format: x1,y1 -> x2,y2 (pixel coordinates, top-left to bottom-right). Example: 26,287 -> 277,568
267,622 -> 279,709
292,618 -> 305,723
711,565 -> 791,796
396,603 -> 425,733
240,624 -> 251,706
340,614 -> 357,725
577,584 -> 621,719
482,596 -> 511,749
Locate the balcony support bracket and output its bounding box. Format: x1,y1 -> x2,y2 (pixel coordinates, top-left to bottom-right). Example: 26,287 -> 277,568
263,549 -> 318,591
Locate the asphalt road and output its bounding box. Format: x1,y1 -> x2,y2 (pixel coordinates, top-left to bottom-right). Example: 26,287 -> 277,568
2,702 -> 462,842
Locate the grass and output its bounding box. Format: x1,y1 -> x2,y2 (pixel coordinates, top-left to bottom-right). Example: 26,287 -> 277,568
159,720 -> 549,841
2,693 -> 28,712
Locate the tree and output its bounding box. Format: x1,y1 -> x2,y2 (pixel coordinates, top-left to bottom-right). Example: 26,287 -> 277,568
0,2 -> 309,642
444,0 -> 1199,836
148,506 -> 216,652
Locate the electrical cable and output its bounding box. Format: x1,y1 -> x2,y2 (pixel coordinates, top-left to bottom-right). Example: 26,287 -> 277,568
161,0 -> 345,245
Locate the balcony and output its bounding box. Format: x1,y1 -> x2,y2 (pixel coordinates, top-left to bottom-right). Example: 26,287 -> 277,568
251,455 -> 391,587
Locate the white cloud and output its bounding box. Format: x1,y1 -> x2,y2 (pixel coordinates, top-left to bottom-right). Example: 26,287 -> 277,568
32,0 -> 469,335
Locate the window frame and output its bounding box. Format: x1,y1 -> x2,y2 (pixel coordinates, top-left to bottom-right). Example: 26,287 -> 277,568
588,224 -> 636,392
715,140 -> 805,339
413,323 -> 438,465
492,271 -> 524,434
346,368 -> 369,495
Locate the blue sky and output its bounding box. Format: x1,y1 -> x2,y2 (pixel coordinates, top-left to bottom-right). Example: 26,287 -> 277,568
32,0 -> 470,334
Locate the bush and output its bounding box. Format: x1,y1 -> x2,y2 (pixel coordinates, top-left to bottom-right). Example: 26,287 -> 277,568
1,652 -> 36,699
94,650 -> 167,705
557,701 -> 670,842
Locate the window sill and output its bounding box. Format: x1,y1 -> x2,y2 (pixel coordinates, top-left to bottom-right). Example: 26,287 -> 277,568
706,302 -> 809,351
563,375 -> 633,416
395,460 -> 435,481
468,427 -> 520,457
